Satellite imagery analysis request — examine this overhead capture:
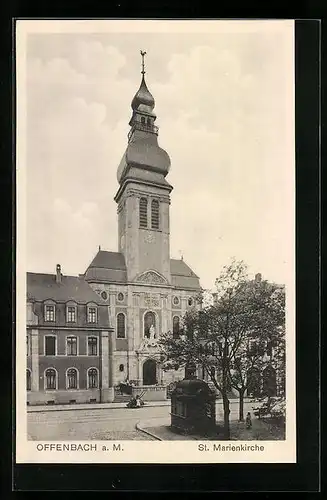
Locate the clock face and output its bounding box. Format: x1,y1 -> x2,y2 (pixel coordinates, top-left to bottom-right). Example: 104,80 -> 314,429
145,232 -> 155,244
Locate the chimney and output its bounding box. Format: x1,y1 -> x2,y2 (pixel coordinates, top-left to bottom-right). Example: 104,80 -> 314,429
255,273 -> 262,283
56,264 -> 62,284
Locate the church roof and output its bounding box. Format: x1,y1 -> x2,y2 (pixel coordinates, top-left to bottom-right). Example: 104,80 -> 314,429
83,251 -> 201,289
84,251 -> 127,284
27,272 -> 106,304
170,259 -> 199,279
87,251 -> 126,270
170,259 -> 201,290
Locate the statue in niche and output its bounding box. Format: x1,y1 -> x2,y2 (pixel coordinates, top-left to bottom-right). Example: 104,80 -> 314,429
149,324 -> 156,339
144,311 -> 156,339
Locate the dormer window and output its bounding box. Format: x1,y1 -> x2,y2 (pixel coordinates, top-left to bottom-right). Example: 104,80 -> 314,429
87,306 -> 97,323
66,305 -> 77,323
139,197 -> 148,228
44,304 -> 55,322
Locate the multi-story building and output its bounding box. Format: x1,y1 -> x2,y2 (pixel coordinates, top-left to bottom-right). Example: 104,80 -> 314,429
26,264 -> 113,404
26,56 -> 202,404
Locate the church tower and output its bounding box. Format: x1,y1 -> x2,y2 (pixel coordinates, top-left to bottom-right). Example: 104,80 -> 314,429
114,51 -> 172,284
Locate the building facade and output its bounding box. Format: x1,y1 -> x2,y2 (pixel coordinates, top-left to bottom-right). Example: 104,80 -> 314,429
26,265 -> 113,404
26,59 -> 202,404
83,63 -> 202,390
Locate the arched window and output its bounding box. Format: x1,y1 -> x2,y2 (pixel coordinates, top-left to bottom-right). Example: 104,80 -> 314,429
67,368 -> 78,389
117,313 -> 126,339
88,368 -> 98,389
188,297 -> 193,307
144,311 -> 156,338
141,116 -> 146,124
139,197 -> 148,228
26,369 -> 31,391
147,117 -> 151,126
173,316 -> 180,338
45,368 -> 57,390
151,199 -> 160,230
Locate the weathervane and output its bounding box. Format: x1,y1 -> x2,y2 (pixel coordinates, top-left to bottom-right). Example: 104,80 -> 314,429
140,50 -> 147,75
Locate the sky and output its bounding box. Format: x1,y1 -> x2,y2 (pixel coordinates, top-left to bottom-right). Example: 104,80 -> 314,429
21,20 -> 295,290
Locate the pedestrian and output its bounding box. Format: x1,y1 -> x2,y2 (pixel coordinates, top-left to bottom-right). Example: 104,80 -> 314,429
246,412 -> 252,429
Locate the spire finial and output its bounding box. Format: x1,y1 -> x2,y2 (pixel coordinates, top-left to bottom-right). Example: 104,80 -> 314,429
140,50 -> 147,75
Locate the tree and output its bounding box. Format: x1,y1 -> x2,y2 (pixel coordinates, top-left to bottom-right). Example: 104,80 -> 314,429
227,280 -> 285,420
159,259 -> 286,437
159,259 -> 249,439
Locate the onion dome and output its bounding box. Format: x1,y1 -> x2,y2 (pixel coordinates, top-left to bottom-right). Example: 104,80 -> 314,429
131,75 -> 155,112
115,50 -> 172,196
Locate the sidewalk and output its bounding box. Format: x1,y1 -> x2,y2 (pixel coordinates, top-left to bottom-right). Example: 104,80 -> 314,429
27,400 -> 171,413
136,418 -> 221,441
136,414 -> 285,441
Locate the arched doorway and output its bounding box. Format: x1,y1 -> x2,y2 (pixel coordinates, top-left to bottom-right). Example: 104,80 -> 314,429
143,359 -> 157,385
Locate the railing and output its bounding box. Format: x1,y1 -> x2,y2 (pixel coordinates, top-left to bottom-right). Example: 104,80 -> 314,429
128,122 -> 159,141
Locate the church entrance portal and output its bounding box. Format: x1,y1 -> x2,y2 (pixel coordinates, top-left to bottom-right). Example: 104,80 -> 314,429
143,359 -> 157,385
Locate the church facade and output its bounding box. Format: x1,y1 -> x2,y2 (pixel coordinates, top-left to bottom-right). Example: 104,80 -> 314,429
84,60 -> 202,390
26,57 -> 202,404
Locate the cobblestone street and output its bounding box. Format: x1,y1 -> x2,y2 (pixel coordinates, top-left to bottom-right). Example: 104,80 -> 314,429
28,400 -> 259,441
27,405 -> 167,441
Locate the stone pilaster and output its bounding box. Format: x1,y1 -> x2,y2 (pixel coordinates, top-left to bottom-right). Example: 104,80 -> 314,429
101,330 -> 109,389
133,292 -> 140,347
127,287 -> 133,350
31,329 -> 39,391
161,293 -> 168,333
108,292 -> 116,351
100,330 -> 114,402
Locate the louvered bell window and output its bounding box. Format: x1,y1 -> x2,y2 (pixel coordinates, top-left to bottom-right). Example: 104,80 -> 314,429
151,199 -> 159,230
139,197 -> 148,228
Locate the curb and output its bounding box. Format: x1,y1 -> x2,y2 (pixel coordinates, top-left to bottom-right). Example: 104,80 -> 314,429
27,402 -> 171,413
135,421 -> 163,441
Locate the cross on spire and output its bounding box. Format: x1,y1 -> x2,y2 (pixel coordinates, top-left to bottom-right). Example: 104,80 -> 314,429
140,50 -> 147,75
